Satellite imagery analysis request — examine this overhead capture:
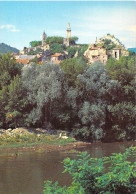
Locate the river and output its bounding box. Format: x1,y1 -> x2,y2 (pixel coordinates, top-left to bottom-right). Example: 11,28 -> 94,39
0,141 -> 135,194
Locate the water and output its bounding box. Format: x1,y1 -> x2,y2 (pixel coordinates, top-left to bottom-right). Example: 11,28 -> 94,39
0,141 -> 135,194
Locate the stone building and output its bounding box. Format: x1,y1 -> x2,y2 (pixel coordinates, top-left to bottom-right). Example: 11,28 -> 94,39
15,55 -> 36,65
84,39 -> 129,65
63,22 -> 71,46
42,31 -> 47,46
51,53 -> 65,64
67,22 -> 71,39
41,44 -> 50,51
107,48 -> 121,60
84,44 -> 108,65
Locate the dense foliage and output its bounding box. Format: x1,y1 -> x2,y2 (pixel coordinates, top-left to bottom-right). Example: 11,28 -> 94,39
46,36 -> 64,44
27,48 -> 43,55
105,56 -> 136,141
44,147 -> 136,194
0,53 -> 135,142
29,41 -> 42,47
50,43 -> 64,54
0,53 -> 25,128
45,36 -> 79,45
69,36 -> 79,45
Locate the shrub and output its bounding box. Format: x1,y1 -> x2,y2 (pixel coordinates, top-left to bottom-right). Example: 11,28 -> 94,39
43,147 -> 136,193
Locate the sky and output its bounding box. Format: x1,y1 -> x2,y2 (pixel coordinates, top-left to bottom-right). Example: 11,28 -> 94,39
0,1 -> 136,50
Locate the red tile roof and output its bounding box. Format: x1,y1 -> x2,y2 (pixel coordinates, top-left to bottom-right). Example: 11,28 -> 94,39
16,59 -> 29,64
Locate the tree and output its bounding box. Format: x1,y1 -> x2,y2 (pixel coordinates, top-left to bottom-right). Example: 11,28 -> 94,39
50,43 -> 64,55
66,47 -> 77,58
5,75 -> 26,128
28,48 -> 42,55
59,57 -> 88,87
105,56 -> 136,141
22,62 -> 69,129
78,45 -> 88,57
29,41 -> 42,47
69,36 -> 79,45
0,53 -> 23,128
0,53 -> 22,89
107,102 -> 136,140
67,61 -> 121,141
0,86 -> 8,128
46,36 -> 64,44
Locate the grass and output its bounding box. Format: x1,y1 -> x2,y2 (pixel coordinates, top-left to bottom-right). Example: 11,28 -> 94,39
0,133 -> 76,149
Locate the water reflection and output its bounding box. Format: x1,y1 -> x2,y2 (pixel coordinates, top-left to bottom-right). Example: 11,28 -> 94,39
0,141 -> 135,194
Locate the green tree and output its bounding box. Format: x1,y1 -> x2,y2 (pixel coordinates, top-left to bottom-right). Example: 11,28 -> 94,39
60,57 -> 88,87
0,86 -> 8,128
46,36 -> 64,44
28,48 -> 43,55
105,56 -> 136,141
22,62 -> 69,129
66,47 -> 77,58
50,43 -> 64,55
29,41 -> 42,47
0,53 -> 23,128
0,53 -> 22,89
78,45 -> 88,57
69,36 -> 79,45
5,75 -> 26,128
107,102 -> 136,140
69,61 -> 121,141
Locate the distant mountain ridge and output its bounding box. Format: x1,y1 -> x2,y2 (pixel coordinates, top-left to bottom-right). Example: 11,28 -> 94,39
0,43 -> 19,54
128,48 -> 136,53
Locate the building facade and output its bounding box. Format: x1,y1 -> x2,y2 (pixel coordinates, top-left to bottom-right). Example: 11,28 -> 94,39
84,43 -> 129,65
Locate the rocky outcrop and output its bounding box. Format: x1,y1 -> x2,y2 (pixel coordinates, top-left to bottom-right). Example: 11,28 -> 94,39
84,34 -> 129,64
0,128 -> 33,136
0,128 -> 63,136
95,34 -> 125,49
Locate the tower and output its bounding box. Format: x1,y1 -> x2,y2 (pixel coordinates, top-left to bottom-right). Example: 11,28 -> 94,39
42,31 -> 47,46
67,22 -> 71,39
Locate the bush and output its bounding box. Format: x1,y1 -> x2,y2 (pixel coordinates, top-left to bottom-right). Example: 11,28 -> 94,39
43,147 -> 136,193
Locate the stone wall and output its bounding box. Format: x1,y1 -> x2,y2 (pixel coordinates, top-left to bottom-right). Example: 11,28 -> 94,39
84,44 -> 108,65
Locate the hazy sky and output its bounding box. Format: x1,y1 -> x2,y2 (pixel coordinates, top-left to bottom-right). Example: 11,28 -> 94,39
0,1 -> 136,49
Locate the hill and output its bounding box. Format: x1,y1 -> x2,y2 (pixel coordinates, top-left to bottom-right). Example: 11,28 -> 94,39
128,48 -> 136,53
0,43 -> 19,54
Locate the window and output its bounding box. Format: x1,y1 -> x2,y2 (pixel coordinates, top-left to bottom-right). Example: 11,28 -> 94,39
115,51 -> 117,58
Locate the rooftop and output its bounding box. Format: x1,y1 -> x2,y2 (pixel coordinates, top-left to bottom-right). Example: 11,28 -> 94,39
51,53 -> 63,57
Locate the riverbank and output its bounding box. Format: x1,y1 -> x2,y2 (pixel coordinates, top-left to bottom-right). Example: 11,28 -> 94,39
0,141 -> 92,153
0,127 -> 91,153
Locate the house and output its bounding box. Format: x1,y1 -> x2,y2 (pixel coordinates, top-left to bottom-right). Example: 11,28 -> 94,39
51,53 -> 65,64
37,50 -> 52,63
84,44 -> 108,65
16,58 -> 30,65
41,44 -> 50,51
84,41 -> 129,65
16,55 -> 36,65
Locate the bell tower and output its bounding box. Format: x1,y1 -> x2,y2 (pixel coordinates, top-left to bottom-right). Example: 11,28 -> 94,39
42,31 -> 47,46
67,22 -> 71,39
